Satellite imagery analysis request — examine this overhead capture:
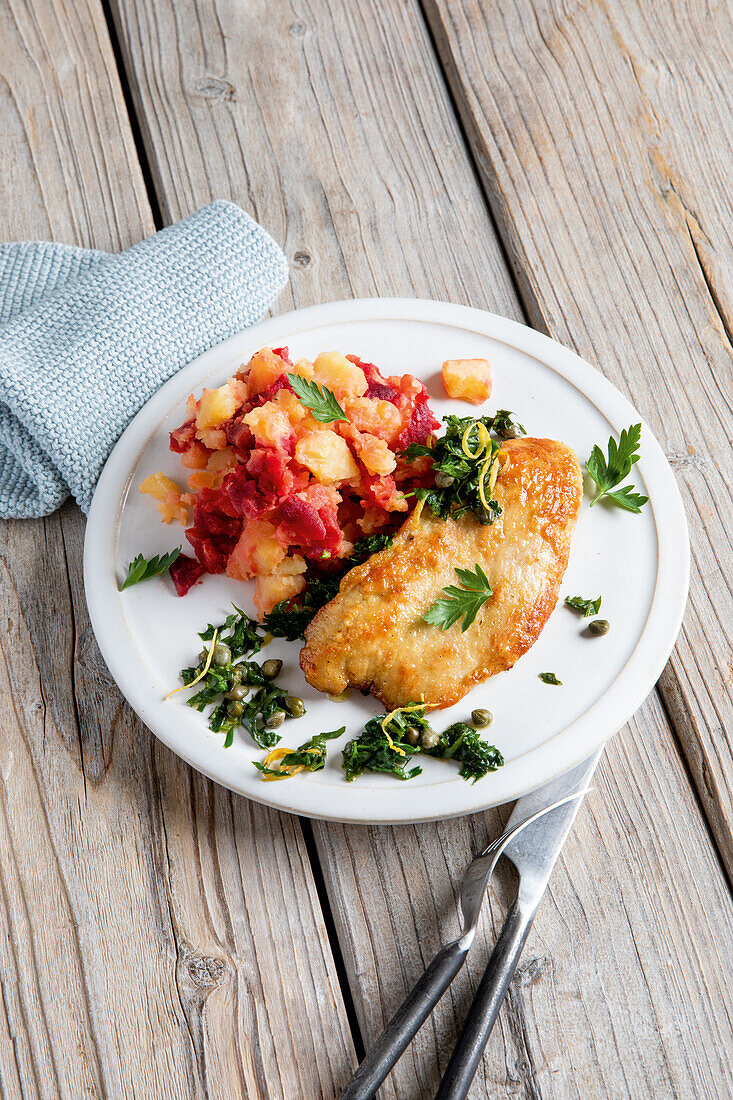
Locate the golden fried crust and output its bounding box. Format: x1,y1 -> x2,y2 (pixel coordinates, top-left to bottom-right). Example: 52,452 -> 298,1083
300,438 -> 583,709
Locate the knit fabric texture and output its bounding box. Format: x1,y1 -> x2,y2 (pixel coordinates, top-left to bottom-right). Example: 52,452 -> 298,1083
0,201 -> 288,518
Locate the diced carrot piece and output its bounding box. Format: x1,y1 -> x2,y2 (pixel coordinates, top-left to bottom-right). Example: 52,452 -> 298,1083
243,402 -> 294,448
354,432 -> 397,476
248,348 -> 288,394
180,442 -> 210,470
343,396 -> 402,443
441,358 -> 493,404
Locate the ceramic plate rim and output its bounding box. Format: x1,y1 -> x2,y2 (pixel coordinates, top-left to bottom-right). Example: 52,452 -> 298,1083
83,298 -> 689,823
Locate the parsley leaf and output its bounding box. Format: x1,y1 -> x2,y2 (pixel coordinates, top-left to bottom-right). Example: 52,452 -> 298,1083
121,547 -> 181,590
565,594 -> 602,618
198,605 -> 263,658
586,424 -> 648,512
286,373 -> 348,423
539,672 -> 562,685
423,563 -> 493,633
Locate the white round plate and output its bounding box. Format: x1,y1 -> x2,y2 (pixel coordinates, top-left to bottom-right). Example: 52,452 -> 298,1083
84,299 -> 689,823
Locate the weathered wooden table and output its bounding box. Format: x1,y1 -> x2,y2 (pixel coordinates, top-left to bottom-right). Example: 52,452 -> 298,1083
1,0 -> 732,1096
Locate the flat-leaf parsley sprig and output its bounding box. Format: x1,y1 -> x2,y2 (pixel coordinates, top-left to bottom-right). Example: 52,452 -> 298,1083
586,423 -> 648,512
423,563 -> 493,633
120,547 -> 181,590
287,373 -> 348,423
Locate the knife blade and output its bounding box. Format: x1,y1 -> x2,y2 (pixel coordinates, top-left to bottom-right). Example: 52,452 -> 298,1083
503,747 -> 603,896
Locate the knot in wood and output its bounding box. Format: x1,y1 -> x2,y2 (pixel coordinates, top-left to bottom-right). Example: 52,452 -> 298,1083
293,250 -> 312,269
191,76 -> 236,102
186,952 -> 227,990
516,954 -> 550,987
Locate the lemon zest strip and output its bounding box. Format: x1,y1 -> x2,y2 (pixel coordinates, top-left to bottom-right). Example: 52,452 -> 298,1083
488,451 -> 509,498
460,422 -> 508,511
259,745 -> 306,782
461,421 -> 491,460
165,628 -> 218,701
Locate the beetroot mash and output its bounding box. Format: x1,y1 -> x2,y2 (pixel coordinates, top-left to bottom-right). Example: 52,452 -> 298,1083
141,347 -> 439,617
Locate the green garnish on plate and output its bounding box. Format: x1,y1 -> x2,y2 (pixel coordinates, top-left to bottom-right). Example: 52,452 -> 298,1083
565,594 -> 602,617
286,373 -> 348,423
403,412 -> 520,525
120,547 -> 181,589
171,606 -> 306,749
254,727 -> 345,780
423,563 -> 493,633
341,703 -> 503,784
586,423 -> 648,512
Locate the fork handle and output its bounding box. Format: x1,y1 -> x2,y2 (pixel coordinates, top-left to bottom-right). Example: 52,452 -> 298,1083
435,898 -> 535,1100
339,941 -> 468,1100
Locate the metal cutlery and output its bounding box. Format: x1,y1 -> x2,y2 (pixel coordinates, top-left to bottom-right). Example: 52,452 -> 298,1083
339,749 -> 600,1100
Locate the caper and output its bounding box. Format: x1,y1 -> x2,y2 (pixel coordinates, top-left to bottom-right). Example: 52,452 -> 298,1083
227,683 -> 250,702
262,658 -> 283,681
230,667 -> 244,684
589,619 -> 610,636
434,470 -> 455,489
226,701 -> 244,719
283,696 -> 306,718
265,709 -> 287,729
213,642 -> 232,667
471,708 -> 493,728
496,424 -> 521,440
405,726 -> 421,746
420,727 -> 440,750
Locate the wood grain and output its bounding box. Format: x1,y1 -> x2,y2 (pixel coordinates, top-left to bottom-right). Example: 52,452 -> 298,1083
422,0 -> 733,876
0,1 -> 354,1097
106,0 -> 733,1096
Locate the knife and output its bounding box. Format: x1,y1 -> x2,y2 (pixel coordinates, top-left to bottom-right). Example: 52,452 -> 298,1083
435,748 -> 603,1099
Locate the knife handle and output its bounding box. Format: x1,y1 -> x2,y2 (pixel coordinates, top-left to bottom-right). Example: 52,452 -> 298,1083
435,898 -> 535,1100
339,941 -> 468,1100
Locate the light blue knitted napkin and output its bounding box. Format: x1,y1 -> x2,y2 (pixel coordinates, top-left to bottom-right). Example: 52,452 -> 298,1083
0,200 -> 288,518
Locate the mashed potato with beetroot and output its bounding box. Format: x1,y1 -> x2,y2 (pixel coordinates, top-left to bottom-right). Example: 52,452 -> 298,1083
141,346 -> 439,617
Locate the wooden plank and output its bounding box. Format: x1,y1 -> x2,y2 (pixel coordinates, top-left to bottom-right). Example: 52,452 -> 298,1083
0,1 -> 354,1097
422,0 -> 733,875
105,0 -> 733,1095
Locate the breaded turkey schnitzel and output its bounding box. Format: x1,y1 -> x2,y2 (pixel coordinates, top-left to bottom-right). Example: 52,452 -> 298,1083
300,438 -> 582,709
